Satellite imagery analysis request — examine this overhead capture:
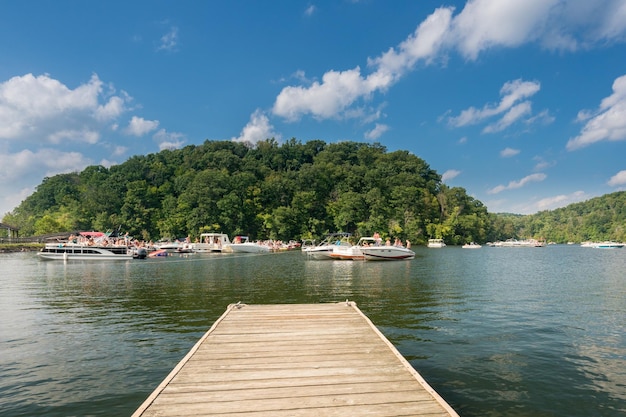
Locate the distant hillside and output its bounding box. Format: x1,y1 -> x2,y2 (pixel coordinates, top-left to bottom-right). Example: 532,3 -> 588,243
509,191 -> 626,243
1,139 -> 496,245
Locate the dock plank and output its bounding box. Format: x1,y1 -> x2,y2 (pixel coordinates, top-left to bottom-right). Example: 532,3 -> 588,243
133,302 -> 459,417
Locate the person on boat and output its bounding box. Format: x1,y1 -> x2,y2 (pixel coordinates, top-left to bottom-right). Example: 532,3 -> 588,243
406,239 -> 411,249
385,238 -> 391,246
373,232 -> 381,245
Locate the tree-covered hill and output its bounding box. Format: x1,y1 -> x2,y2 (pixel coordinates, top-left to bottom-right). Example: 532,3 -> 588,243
2,139 -> 497,245
512,191 -> 626,243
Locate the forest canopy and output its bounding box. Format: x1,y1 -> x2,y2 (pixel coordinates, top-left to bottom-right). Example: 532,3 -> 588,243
2,139 -> 625,244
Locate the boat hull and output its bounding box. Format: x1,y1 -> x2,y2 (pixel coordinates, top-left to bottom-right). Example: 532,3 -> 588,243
303,246 -> 334,259
37,245 -> 133,261
361,247 -> 415,261
228,243 -> 270,253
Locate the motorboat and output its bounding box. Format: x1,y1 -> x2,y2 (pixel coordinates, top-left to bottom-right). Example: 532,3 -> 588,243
358,237 -> 415,261
154,238 -> 186,252
462,242 -> 482,249
227,236 -> 270,253
190,232 -> 232,252
38,231 -> 134,261
427,239 -> 446,248
491,239 -> 546,247
327,235 -> 363,260
582,241 -> 624,249
328,236 -> 414,261
303,233 -> 352,260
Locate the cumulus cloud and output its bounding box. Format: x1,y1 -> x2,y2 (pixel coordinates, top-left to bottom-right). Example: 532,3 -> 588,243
232,109 -> 280,144
608,170 -> 626,186
567,74 -> 626,150
442,169 -> 461,182
364,123 -> 389,140
0,73 -> 131,143
126,116 -> 160,136
272,7 -> 453,122
500,147 -> 520,157
487,172 -> 547,194
448,79 -> 540,131
271,1 -> 626,127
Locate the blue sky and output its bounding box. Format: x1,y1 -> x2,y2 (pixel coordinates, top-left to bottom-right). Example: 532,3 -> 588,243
1,0 -> 626,217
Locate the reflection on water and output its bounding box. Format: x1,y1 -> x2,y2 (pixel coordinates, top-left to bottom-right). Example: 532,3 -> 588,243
0,246 -> 625,416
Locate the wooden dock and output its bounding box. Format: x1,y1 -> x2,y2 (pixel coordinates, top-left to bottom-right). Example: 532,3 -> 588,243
132,302 -> 460,417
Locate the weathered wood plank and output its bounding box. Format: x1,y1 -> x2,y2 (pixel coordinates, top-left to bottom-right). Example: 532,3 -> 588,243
132,302 -> 459,417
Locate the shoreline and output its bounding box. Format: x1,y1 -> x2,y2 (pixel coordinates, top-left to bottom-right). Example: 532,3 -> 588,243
0,244 -> 43,253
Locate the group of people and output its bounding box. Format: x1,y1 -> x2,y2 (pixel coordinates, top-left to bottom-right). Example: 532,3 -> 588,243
371,232 -> 411,248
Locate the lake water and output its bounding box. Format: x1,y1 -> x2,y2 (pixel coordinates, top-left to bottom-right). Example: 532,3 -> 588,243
1,245 -> 625,416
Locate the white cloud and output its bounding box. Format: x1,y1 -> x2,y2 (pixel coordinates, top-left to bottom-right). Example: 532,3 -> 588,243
370,7 -> 453,75
272,7 -> 454,122
500,147 -> 520,157
48,129 -> 100,144
0,73 -> 131,143
364,123 -> 389,140
567,74 -> 626,150
0,148 -> 93,215
95,94 -> 129,121
487,173 -> 547,194
272,1 -> 626,126
153,129 -> 186,150
158,26 -> 179,51
442,169 -> 461,182
534,191 -> 587,211
126,116 -> 160,136
451,0 -> 555,60
608,170 -> 626,186
448,79 -> 540,129
112,146 -> 128,157
304,5 -> 316,17
232,109 -> 280,144
452,0 -> 626,57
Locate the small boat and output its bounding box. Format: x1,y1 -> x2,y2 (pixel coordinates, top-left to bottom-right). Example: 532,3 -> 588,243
428,239 -> 446,248
462,242 -> 482,249
327,235 -> 363,260
582,241 -> 624,249
154,238 -> 186,252
190,233 -> 232,253
359,238 -> 415,261
303,233 -> 352,260
227,236 -> 270,253
491,239 -> 546,247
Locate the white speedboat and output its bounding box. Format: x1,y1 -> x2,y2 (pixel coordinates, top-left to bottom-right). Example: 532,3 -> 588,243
582,241 -> 624,249
328,235 -> 363,260
154,238 -> 186,252
38,243 -> 133,260
428,239 -> 446,248
190,232 -> 232,252
462,242 -> 482,249
303,233 -> 351,260
227,236 -> 270,253
358,237 -> 415,261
